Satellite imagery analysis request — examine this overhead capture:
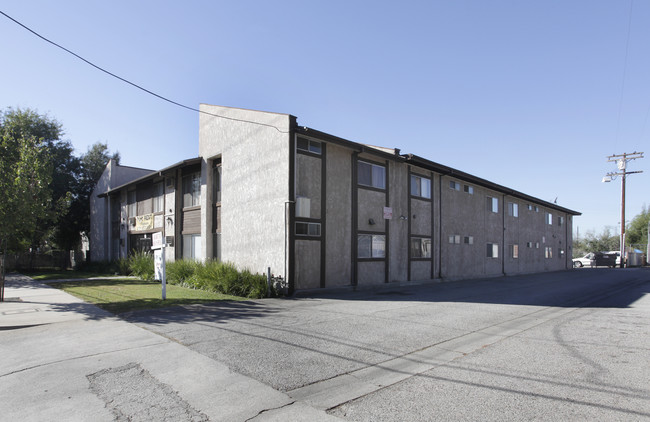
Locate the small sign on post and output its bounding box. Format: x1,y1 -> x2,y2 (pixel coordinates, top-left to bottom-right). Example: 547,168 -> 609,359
152,235 -> 166,300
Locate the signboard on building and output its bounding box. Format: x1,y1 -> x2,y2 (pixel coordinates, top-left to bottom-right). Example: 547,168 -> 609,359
135,214 -> 154,231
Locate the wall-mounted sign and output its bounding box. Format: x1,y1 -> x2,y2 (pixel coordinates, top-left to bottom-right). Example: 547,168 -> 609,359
135,214 -> 154,231
383,207 -> 393,220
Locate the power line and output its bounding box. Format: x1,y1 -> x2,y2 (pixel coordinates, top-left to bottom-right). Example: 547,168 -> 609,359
0,10 -> 288,134
614,0 -> 635,144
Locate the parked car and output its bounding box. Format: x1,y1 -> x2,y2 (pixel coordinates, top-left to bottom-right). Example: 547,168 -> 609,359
573,253 -> 595,268
573,252 -> 618,268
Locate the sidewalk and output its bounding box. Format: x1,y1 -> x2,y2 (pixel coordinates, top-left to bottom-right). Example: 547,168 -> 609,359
0,274 -> 340,421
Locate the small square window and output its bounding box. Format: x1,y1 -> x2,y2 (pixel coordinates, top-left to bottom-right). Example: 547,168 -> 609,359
448,234 -> 461,244
464,236 -> 474,245
297,138 -> 322,154
464,185 -> 474,194
449,181 -> 460,191
296,222 -> 321,236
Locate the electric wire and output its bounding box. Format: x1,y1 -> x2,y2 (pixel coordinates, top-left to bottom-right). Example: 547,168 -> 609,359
614,0 -> 634,144
0,10 -> 288,134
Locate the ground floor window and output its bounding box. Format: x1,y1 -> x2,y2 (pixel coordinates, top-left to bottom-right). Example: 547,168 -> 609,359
487,243 -> 499,258
183,234 -> 202,260
545,246 -> 553,259
129,234 -> 152,254
411,237 -> 432,258
510,244 -> 519,259
358,234 -> 385,258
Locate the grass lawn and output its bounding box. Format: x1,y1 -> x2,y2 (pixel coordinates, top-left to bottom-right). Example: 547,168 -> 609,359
48,278 -> 247,314
25,270 -> 120,280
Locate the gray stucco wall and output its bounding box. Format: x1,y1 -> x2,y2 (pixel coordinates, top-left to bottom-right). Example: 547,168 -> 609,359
324,144 -> 352,287
199,105 -> 291,277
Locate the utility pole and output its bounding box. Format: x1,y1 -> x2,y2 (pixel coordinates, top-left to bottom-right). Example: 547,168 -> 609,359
602,151 -> 644,268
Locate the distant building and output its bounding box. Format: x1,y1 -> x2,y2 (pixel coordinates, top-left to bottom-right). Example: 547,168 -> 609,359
92,105 -> 580,293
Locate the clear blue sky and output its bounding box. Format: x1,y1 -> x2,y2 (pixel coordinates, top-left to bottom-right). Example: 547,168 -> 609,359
1,1 -> 648,238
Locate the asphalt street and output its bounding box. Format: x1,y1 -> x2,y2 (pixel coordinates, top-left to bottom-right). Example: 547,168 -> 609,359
1,268 -> 649,421
127,268 -> 650,421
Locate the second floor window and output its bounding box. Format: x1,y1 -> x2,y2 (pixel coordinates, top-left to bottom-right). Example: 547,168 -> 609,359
411,175 -> 431,198
183,172 -> 201,208
358,161 -> 385,189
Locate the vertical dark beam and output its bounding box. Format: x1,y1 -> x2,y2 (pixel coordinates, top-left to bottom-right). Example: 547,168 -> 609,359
351,152 -> 358,287
502,194 -> 506,276
175,168 -> 182,261
385,159 -> 390,284
288,132 -> 296,296
430,171 -> 435,279
407,167 -> 412,281
438,174 -> 443,279
320,143 -> 327,288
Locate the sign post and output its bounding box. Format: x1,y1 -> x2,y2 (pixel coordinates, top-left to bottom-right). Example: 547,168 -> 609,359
152,232 -> 166,300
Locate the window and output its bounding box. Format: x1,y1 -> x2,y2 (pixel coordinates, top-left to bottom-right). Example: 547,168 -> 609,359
510,244 -> 519,259
153,183 -> 164,213
448,234 -> 461,244
535,242 -> 540,249
487,197 -> 498,213
546,212 -> 553,225
487,243 -> 499,258
358,161 -> 386,189
508,202 -> 519,217
183,172 -> 201,208
545,246 -> 553,259
127,191 -> 137,217
212,164 -> 221,203
358,234 -> 386,258
526,242 -> 533,248
449,181 -> 460,191
527,204 -> 533,211
464,236 -> 474,245
558,216 -> 564,227
535,206 -> 539,212
411,175 -> 431,198
411,237 -> 432,258
464,185 -> 474,194
297,137 -> 322,154
296,222 -> 321,236
183,234 -> 202,260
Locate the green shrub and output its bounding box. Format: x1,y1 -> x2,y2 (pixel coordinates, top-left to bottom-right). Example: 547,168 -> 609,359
155,258 -> 269,299
128,251 -> 155,281
238,269 -> 268,299
116,258 -> 131,276
166,259 -> 199,285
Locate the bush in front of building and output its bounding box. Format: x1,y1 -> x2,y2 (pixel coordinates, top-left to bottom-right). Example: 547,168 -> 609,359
165,259 -> 267,299
166,259 -> 200,286
128,251 -> 155,281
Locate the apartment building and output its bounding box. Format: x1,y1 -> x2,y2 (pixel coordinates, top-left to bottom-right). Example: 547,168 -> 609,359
92,104 -> 580,293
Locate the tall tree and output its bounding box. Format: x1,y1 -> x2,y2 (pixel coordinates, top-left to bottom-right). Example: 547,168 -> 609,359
54,142 -> 120,251
0,109 -> 55,298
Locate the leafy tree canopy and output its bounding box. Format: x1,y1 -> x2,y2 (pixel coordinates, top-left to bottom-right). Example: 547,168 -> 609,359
626,205 -> 649,249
